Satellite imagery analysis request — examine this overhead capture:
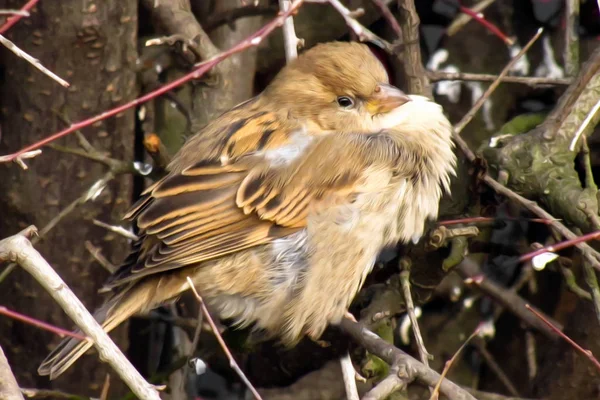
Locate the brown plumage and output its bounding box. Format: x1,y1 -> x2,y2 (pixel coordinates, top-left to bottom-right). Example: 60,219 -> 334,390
39,42 -> 456,379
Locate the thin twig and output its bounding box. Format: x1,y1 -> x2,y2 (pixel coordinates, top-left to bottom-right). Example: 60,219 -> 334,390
0,34 -> 69,87
204,5 -> 278,32
99,374 -> 110,400
369,0 -> 402,37
340,352 -> 359,400
340,318 -> 477,400
308,0 -> 393,52
0,0 -> 306,164
0,227 -> 161,399
428,70 -> 571,87
449,28 -> 600,274
525,331 -> 538,380
279,0 -> 301,62
582,260 -> 600,324
472,338 -> 521,397
518,230 -> 600,262
0,306 -> 87,340
0,9 -> 30,16
430,324 -> 483,400
439,216 -> 555,226
526,304 -> 600,372
0,0 -> 39,34
569,97 -> 600,151
454,28 -> 544,135
362,364 -> 407,400
92,219 -> 139,241
84,241 -> 117,273
459,258 -> 561,339
483,176 -> 600,272
143,133 -> 172,170
0,149 -> 41,169
0,171 -> 115,283
20,387 -> 97,399
399,268 -> 431,366
186,277 -> 263,400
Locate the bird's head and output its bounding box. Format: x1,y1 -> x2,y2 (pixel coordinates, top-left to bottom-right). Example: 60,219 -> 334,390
262,41 -> 411,133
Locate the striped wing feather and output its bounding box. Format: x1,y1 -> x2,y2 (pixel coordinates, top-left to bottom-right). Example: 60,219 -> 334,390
105,132 -> 392,290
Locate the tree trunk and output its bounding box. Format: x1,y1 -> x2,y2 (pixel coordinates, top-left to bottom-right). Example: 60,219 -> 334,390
0,0 -> 137,396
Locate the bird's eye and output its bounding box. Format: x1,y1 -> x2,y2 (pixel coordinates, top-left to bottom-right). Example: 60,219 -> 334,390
337,96 -> 355,109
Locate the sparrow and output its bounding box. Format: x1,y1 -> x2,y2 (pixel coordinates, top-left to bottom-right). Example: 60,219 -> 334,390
39,41 -> 456,379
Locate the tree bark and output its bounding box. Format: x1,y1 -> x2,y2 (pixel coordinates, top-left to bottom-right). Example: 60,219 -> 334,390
0,0 -> 137,396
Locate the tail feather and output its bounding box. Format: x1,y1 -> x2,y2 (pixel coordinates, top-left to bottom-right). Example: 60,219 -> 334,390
38,278 -> 172,379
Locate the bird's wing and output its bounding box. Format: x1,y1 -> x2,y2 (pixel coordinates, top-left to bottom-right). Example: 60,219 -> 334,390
103,131 -> 403,290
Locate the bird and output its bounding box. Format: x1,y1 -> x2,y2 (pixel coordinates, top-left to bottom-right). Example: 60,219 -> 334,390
39,41 -> 456,379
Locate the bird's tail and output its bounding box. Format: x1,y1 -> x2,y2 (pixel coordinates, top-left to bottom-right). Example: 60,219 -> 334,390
38,275 -> 186,379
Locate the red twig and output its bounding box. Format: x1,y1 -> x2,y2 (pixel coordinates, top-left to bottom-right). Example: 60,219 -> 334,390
519,230 -> 600,263
370,0 -> 402,38
525,304 -> 600,372
186,277 -> 263,400
439,216 -> 555,226
0,305 -> 87,341
0,0 -> 39,34
0,0 -> 305,165
456,4 -> 513,46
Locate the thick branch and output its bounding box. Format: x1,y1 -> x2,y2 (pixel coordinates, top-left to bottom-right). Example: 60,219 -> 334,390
340,319 -> 476,400
0,345 -> 23,400
427,70 -> 571,87
396,0 -> 431,97
140,0 -> 219,62
0,227 -> 160,400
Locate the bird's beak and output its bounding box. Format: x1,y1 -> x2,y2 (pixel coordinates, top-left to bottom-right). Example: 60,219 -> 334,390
366,84 -> 411,115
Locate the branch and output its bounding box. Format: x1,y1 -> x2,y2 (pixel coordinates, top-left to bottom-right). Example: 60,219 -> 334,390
564,0 -> 580,76
526,304 -> 600,372
20,387 -> 94,399
518,230 -> 600,263
0,34 -> 69,87
310,0 -> 393,52
143,133 -> 172,171
279,0 -> 301,62
396,0 -> 432,97
340,319 -> 477,400
454,28 -> 544,135
0,227 -> 161,399
0,0 -> 306,164
430,325 -> 483,400
427,70 -> 571,87
399,268 -> 431,366
458,258 -> 561,339
543,45 -> 600,142
0,171 -> 116,283
0,345 -> 24,400
472,339 -> 521,397
140,0 -> 219,63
